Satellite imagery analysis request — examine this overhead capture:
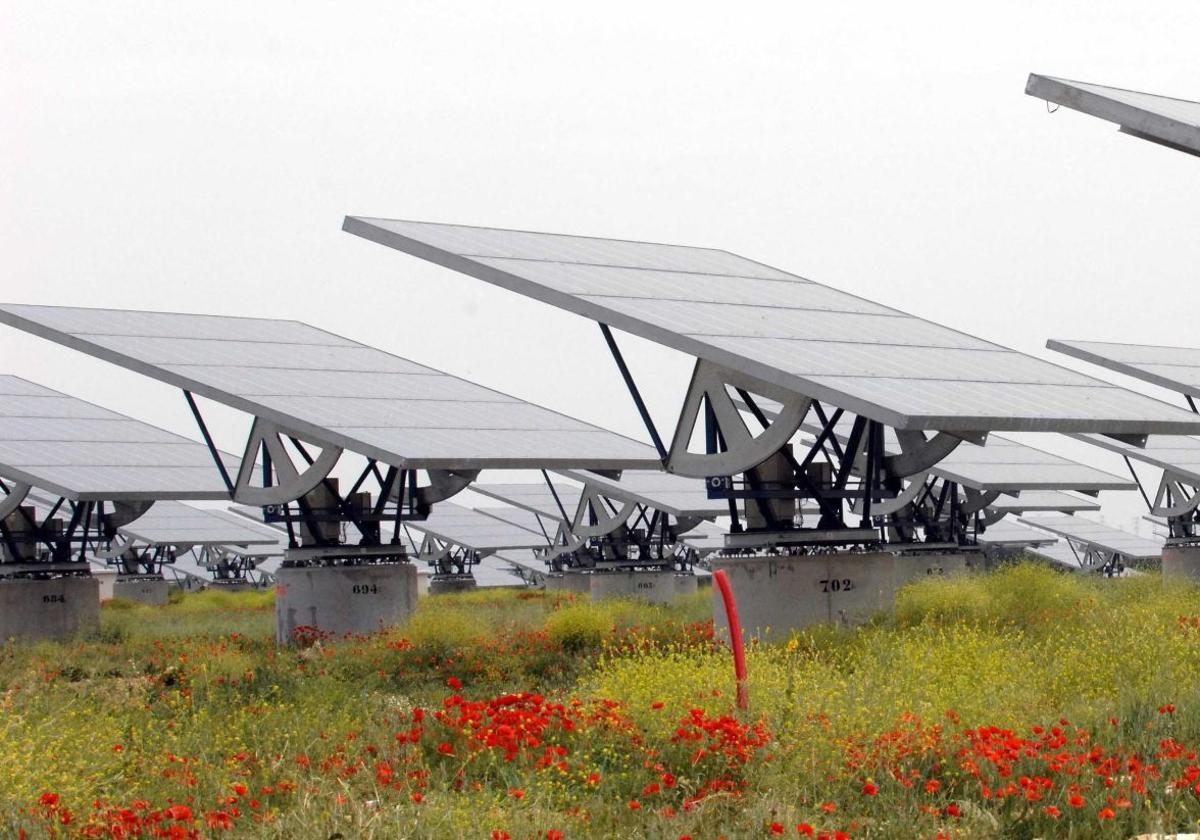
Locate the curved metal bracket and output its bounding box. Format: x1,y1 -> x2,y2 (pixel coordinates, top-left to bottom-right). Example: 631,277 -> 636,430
106,500 -> 155,530
0,481 -> 31,521
977,506 -> 1008,527
417,470 -> 479,507
960,488 -> 1002,516
886,431 -> 964,479
1152,473 -> 1200,518
667,360 -> 811,478
233,418 -> 342,506
569,486 -> 637,539
850,472 -> 929,517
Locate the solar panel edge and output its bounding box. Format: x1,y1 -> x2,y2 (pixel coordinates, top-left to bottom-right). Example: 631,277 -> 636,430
1049,339 -> 1200,399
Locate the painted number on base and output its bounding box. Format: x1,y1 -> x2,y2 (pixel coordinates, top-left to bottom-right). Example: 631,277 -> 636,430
42,594 -> 65,604
351,584 -> 379,595
636,582 -> 656,590
819,578 -> 854,593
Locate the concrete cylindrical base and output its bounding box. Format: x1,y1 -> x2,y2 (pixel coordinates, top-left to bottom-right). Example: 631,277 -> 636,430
1163,544 -> 1200,582
428,575 -> 478,596
112,577 -> 170,606
0,577 -> 100,642
712,551 -> 967,641
545,570 -> 591,594
589,570 -> 698,604
274,563 -> 418,645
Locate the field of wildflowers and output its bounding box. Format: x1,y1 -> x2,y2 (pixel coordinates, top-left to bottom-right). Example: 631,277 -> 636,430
5,562 -> 1200,838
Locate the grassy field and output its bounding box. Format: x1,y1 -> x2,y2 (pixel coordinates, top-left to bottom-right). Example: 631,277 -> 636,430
4,563 -> 1200,838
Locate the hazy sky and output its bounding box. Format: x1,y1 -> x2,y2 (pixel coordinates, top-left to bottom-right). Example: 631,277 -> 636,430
3,2 -> 1198,533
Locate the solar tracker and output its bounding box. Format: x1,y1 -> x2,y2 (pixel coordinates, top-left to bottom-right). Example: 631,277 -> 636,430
554,469 -> 728,518
0,375 -> 235,501
0,305 -> 661,471
1049,340 -> 1200,400
342,217 -> 1200,435
1067,433 -> 1200,486
1026,74 -> 1200,157
1017,515 -> 1164,560
985,490 -> 1101,513
403,502 -> 548,552
471,555 -> 527,588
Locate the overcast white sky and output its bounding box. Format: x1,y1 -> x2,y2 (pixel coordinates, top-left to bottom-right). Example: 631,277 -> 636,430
3,2 -> 1198,533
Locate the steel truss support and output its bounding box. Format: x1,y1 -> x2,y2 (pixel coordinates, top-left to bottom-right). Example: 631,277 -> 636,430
1151,471 -> 1200,539
418,534 -> 479,576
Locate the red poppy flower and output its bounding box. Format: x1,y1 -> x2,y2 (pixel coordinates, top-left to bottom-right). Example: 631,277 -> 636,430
769,823 -> 785,835
798,826 -> 815,837
447,676 -> 462,690
862,782 -> 879,796
1097,807 -> 1115,820
1044,805 -> 1062,818
1068,795 -> 1085,809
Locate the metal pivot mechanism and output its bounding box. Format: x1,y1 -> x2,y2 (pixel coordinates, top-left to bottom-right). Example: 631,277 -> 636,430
0,486 -> 136,578
1152,471 -> 1200,540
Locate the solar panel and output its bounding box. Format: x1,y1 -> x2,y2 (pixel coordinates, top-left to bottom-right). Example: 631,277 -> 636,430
553,469 -> 728,517
0,305 -> 661,471
1049,339 -> 1200,399
1028,541 -> 1089,571
342,217 -> 1200,435
0,375 -> 235,501
1068,433 -> 1200,486
404,502 -> 549,551
472,555 -> 527,588
1018,515 -> 1164,560
1026,74 -> 1200,157
118,502 -> 283,548
985,489 -> 1101,513
470,481 -> 585,521
975,519 -> 1058,547
474,506 -> 555,540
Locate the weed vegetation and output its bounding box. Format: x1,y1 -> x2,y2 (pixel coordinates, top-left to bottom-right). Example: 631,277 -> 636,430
4,562 -> 1200,838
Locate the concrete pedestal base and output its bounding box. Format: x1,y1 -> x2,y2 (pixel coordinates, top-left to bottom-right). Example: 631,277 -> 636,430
1163,544 -> 1200,582
274,563 -> 418,645
589,570 -> 699,604
544,571 -> 591,594
112,576 -> 170,606
209,581 -> 253,592
711,551 -> 968,641
0,577 -> 100,641
94,570 -> 118,601
428,575 -> 478,595
893,552 -> 973,589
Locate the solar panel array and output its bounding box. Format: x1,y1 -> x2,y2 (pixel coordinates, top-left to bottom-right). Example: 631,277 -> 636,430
986,490 -> 1101,513
1071,433 -> 1200,486
554,469 -> 728,517
470,481 -> 585,521
119,502 -> 283,548
0,375 -> 236,501
343,217 -> 1200,435
0,305 -> 661,471
975,519 -> 1058,547
1018,515 -> 1164,560
1026,74 -> 1200,156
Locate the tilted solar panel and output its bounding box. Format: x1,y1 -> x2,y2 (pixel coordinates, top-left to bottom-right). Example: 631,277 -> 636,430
0,375 -> 235,500
986,490 -> 1101,513
1018,515 -> 1164,560
0,305 -> 661,471
553,469 -> 727,518
119,502 -> 283,548
405,502 -> 548,551
343,217 -> 1200,435
1050,339 -> 1200,399
1026,74 -> 1200,157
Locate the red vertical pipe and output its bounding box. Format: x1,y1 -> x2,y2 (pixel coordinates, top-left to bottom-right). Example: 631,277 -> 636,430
713,569 -> 749,710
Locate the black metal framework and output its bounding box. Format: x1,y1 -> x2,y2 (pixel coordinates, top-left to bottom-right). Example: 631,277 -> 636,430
0,488 -> 121,578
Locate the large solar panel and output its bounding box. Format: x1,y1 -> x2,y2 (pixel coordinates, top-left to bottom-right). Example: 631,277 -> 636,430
976,519 -> 1057,547
1018,515 -> 1164,560
0,305 -> 661,471
1069,433 -> 1200,486
343,217 -> 1200,435
986,490 -> 1101,513
554,469 -> 727,517
1026,74 -> 1200,157
0,375 -> 235,501
470,481 -> 585,521
1049,339 -> 1200,399
119,502 -> 283,548
404,502 -> 548,552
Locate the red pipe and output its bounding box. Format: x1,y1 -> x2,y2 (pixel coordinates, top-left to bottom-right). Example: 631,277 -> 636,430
713,569 -> 749,710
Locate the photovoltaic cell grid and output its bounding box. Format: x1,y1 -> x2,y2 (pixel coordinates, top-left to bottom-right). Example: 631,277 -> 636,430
404,502 -> 548,552
0,375 -> 235,501
0,305 -> 661,471
1049,340 -> 1200,399
1068,434 -> 1200,486
343,217 -> 1200,435
1025,74 -> 1200,157
1018,515 -> 1164,560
